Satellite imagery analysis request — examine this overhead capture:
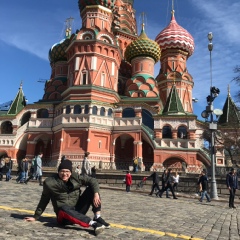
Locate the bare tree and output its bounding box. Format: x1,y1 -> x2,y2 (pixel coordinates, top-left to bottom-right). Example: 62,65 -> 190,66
232,65 -> 240,101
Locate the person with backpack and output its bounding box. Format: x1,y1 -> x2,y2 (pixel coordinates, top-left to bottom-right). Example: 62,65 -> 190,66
198,170 -> 211,203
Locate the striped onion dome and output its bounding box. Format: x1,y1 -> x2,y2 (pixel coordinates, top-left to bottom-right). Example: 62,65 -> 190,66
155,11 -> 194,57
125,25 -> 161,63
78,0 -> 116,11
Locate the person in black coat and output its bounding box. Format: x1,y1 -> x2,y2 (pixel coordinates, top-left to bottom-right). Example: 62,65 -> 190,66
197,170 -> 210,202
158,168 -> 177,199
226,168 -> 238,208
148,169 -> 161,196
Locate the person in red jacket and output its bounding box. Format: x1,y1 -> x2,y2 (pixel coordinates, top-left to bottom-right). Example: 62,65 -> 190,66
125,171 -> 132,193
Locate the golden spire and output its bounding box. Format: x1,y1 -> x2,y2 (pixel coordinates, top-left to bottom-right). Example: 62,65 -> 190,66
139,12 -> 148,39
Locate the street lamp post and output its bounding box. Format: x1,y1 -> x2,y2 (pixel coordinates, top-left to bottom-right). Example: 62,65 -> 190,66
201,32 -> 221,200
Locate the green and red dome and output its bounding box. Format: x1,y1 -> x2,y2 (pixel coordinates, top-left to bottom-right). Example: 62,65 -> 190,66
78,0 -> 116,11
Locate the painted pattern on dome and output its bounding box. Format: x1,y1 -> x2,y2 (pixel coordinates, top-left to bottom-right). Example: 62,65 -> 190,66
155,13 -> 194,57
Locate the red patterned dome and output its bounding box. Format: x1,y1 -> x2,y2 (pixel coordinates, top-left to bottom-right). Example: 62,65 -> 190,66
78,0 -> 116,11
155,12 -> 194,57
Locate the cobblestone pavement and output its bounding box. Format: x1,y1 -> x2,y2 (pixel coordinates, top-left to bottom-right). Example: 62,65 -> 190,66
0,180 -> 240,240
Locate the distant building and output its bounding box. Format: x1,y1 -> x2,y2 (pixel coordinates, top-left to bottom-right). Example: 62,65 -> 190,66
0,0 -> 233,172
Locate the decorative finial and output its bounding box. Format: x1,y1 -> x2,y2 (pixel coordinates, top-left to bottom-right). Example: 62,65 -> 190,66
20,81 -> 23,89
65,17 -> 74,38
141,12 -> 145,31
228,84 -> 230,96
171,0 -> 175,16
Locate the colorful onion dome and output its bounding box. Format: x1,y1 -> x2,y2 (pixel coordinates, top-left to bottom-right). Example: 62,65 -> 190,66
48,37 -> 71,64
155,11 -> 194,57
78,0 -> 116,12
125,25 -> 161,63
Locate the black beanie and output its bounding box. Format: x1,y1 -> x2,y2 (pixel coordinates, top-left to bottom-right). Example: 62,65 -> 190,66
58,159 -> 72,172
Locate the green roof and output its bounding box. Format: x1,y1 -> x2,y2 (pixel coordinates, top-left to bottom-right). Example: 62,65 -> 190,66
7,84 -> 26,115
162,84 -> 186,115
218,93 -> 240,125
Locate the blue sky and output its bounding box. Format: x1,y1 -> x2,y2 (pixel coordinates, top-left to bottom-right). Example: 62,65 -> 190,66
0,0 -> 240,119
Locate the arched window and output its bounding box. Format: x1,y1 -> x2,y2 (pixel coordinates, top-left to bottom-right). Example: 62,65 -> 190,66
92,106 -> 98,115
162,126 -> 172,139
178,126 -> 187,139
20,111 -> 31,126
122,108 -> 135,118
37,109 -> 49,118
74,105 -> 82,114
1,121 -> 13,134
81,70 -> 88,85
100,107 -> 105,116
66,105 -> 71,114
108,108 -> 113,117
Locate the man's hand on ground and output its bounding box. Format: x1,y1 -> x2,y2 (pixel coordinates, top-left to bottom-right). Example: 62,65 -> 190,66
24,217 -> 36,222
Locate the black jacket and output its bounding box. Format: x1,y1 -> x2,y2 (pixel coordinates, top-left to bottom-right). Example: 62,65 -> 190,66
149,172 -> 159,184
226,173 -> 238,189
198,175 -> 208,191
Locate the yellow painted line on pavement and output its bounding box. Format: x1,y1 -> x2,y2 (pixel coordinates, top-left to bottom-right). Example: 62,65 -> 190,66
0,206 -> 203,240
0,206 -> 55,217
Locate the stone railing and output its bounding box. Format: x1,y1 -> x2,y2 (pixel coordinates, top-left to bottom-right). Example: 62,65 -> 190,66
0,135 -> 15,146
113,118 -> 141,130
155,138 -> 196,149
28,118 -> 53,128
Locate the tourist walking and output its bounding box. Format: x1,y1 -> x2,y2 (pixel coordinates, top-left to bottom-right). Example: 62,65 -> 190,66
82,152 -> 91,176
226,168 -> 238,208
5,157 -> 13,181
172,171 -> 180,192
198,170 -> 211,203
25,152 -> 43,185
161,169 -> 169,198
24,159 -> 109,236
148,169 -> 161,196
125,171 -> 132,193
35,152 -> 43,186
17,157 -> 29,183
158,169 -> 178,199
25,157 -> 37,184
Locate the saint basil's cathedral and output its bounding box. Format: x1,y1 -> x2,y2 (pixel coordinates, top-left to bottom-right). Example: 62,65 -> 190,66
0,0 -> 235,172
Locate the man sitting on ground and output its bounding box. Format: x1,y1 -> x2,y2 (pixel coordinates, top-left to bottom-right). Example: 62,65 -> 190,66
24,159 -> 110,236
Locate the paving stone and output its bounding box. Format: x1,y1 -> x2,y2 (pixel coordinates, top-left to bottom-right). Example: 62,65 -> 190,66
0,180 -> 239,239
